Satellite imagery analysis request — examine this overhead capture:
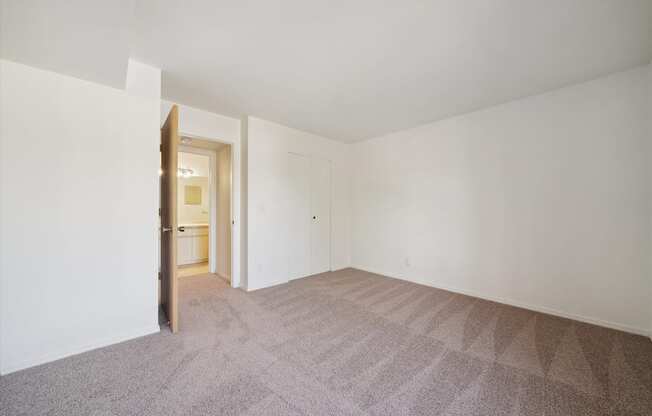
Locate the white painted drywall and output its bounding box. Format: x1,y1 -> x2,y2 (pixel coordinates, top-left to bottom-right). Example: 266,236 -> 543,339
0,59 -> 161,374
161,101 -> 242,288
179,152 -> 210,177
161,101 -> 240,145
240,118 -> 249,290
217,146 -> 232,280
177,152 -> 210,225
245,117 -> 351,291
0,31 -> 5,374
351,66 -> 651,335
178,176 -> 210,225
648,63 -> 652,338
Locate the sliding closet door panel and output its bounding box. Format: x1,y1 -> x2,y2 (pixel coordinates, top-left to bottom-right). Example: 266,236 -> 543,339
310,158 -> 331,274
287,153 -> 311,280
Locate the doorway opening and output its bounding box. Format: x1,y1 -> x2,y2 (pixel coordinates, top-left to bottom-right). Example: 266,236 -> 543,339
177,138 -> 232,283
177,151 -> 211,277
159,104 -> 234,333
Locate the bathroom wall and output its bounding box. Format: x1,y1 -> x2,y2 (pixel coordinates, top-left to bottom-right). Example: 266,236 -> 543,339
177,151 -> 210,225
177,176 -> 209,225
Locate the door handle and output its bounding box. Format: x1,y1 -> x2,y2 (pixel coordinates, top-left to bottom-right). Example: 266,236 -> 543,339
162,227 -> 173,232
178,226 -> 185,232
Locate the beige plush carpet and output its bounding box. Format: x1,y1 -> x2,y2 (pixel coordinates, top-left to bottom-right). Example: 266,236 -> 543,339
1,268 -> 651,415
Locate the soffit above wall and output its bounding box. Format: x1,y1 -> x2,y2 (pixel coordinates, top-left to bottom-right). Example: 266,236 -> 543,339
0,0 -> 133,89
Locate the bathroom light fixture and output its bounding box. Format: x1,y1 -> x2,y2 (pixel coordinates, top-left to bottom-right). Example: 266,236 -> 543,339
177,168 -> 194,178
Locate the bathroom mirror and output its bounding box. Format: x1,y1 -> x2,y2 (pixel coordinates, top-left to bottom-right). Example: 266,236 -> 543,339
184,185 -> 202,205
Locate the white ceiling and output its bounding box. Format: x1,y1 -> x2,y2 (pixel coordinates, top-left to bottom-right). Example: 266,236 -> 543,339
3,1 -> 652,142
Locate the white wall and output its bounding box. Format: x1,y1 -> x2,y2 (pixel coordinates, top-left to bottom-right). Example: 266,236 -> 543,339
161,101 -> 240,145
0,59 -> 161,374
178,176 -> 210,225
648,63 -> 652,337
177,151 -> 210,225
240,118 -> 249,290
0,28 -> 5,374
246,117 -> 351,291
351,66 -> 651,335
217,146 -> 232,280
161,101 -> 242,288
179,151 -> 210,176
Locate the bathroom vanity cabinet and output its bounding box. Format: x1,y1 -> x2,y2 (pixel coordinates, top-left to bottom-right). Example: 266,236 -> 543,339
177,224 -> 209,265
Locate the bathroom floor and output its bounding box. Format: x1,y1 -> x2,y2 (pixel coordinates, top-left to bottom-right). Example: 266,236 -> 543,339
177,261 -> 209,278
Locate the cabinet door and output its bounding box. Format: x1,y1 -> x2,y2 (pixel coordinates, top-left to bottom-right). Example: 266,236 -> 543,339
196,235 -> 209,261
177,234 -> 193,265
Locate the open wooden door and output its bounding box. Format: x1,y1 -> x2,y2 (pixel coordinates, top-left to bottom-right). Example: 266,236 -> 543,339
160,105 -> 179,332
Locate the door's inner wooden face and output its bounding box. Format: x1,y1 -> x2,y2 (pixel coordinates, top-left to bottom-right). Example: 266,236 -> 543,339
160,105 -> 179,333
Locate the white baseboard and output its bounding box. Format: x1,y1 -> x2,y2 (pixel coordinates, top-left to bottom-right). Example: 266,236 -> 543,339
178,259 -> 209,266
352,264 -> 650,338
1,324 -> 161,376
243,265 -> 355,292
246,278 -> 289,292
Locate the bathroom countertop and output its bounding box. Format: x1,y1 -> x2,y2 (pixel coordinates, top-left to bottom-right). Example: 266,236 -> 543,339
178,223 -> 209,228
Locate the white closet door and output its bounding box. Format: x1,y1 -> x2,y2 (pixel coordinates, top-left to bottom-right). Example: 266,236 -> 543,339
287,153 -> 311,280
310,158 -> 331,274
